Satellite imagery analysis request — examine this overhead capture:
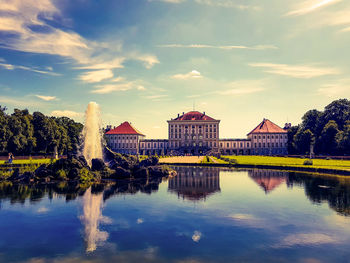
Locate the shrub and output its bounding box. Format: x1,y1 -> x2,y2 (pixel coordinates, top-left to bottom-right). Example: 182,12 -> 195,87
303,159 -> 313,165
56,169 -> 67,180
326,157 -> 332,160
78,167 -> 94,183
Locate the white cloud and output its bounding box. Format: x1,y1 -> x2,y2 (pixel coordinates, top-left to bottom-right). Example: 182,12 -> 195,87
0,61 -> 60,76
137,218 -> 144,224
91,83 -> 133,94
195,0 -> 260,10
158,44 -> 277,50
132,54 -> 160,69
192,231 -> 202,242
35,95 -> 57,101
37,207 -> 49,213
318,79 -> 350,98
172,70 -> 202,80
51,110 -> 82,118
0,0 -> 159,81
144,94 -> 168,99
249,62 -> 341,78
286,0 -> 342,16
218,79 -> 265,95
79,69 -> 114,83
149,0 -> 185,3
0,96 -> 44,107
278,233 -> 339,247
137,85 -> 146,91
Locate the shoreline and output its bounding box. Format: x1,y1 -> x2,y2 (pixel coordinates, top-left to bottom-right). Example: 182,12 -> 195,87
160,162 -> 350,177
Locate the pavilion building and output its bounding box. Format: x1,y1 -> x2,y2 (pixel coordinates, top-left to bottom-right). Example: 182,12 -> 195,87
105,121 -> 145,155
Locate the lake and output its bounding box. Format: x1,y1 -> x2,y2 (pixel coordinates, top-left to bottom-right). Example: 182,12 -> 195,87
1,166 -> 350,262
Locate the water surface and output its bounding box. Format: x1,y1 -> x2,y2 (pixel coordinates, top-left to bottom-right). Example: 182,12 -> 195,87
1,167 -> 350,262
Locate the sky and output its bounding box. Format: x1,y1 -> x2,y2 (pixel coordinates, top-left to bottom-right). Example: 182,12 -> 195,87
0,0 -> 349,139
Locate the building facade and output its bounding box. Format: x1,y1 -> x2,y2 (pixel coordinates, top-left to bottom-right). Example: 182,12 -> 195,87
168,111 -> 220,155
105,121 -> 145,155
105,111 -> 290,156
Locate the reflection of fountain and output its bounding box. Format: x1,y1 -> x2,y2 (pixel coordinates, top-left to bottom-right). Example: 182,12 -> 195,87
168,167 -> 220,201
248,170 -> 287,194
82,102 -> 103,166
80,187 -> 108,252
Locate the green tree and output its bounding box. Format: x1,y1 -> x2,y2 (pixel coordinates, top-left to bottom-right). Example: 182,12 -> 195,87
293,129 -> 315,154
318,120 -> 339,155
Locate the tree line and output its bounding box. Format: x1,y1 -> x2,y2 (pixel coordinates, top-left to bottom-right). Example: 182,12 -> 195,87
288,99 -> 350,156
0,106 -> 83,156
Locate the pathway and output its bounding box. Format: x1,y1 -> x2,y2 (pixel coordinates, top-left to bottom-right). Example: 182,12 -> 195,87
159,156 -> 204,164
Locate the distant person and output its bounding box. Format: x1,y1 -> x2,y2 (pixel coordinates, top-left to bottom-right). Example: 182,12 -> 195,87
8,152 -> 14,164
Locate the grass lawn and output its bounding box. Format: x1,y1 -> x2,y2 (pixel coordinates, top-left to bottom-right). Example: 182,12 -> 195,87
221,155 -> 350,171
0,158 -> 53,166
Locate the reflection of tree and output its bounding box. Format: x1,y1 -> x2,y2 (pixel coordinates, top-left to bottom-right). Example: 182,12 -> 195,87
248,170 -> 288,194
168,166 -> 220,201
288,172 -> 350,216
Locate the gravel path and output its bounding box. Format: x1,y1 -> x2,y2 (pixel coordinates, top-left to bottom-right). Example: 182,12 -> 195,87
159,156 -> 204,164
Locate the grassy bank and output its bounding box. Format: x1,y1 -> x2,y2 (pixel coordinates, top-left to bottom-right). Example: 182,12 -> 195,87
0,158 -> 53,166
221,156 -> 350,171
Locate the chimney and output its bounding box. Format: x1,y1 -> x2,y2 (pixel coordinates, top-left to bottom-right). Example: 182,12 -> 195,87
182,112 -> 184,115
203,112 -> 205,115
284,123 -> 292,130
178,113 -> 180,117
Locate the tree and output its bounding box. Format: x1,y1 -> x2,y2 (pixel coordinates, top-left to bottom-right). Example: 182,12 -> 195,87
293,129 -> 315,154
323,99 -> 350,130
336,122 -> 350,155
301,109 -> 322,135
318,120 -> 339,155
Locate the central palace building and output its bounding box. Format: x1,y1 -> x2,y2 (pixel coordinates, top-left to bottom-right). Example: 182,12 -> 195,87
105,111 -> 290,156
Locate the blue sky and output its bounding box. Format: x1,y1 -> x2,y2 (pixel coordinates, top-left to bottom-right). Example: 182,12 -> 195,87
0,0 -> 349,139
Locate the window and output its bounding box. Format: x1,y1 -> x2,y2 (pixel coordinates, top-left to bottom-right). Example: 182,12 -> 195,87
227,143 -> 229,147
240,143 -> 242,147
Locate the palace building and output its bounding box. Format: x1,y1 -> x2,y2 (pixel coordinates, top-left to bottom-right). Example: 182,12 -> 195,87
105,111 -> 290,156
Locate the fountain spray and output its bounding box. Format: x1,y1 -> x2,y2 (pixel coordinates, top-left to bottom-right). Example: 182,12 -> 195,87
82,102 -> 103,166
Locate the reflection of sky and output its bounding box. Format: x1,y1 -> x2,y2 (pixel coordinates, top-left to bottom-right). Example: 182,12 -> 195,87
0,168 -> 350,262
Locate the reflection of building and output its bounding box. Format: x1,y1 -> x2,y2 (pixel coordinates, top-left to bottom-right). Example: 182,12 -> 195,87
168,167 -> 220,201
248,169 -> 288,194
105,111 -> 290,156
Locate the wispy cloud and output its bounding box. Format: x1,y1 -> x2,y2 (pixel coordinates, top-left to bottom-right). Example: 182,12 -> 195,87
149,0 -> 185,3
91,83 -> 133,94
286,0 -> 342,16
276,233 -> 339,247
0,96 -> 44,108
91,77 -> 146,94
318,79 -> 350,98
158,44 -> 277,50
35,95 -> 57,101
51,110 -> 82,118
194,0 -> 260,10
79,69 -> 114,83
144,94 -> 169,99
249,62 -> 341,78
0,60 -> 60,76
172,70 -> 202,80
217,79 -> 265,95
0,0 -> 158,82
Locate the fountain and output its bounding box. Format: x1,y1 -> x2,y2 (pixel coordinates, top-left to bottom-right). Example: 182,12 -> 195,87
82,102 -> 103,166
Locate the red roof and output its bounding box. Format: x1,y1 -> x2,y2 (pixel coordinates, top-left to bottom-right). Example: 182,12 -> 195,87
106,121 -> 145,136
173,111 -> 216,121
248,119 -> 287,135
